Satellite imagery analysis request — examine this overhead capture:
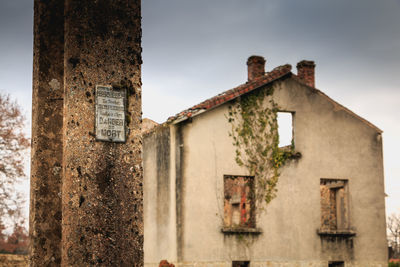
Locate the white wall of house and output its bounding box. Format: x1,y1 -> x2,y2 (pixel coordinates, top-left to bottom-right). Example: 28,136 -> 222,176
144,77 -> 387,267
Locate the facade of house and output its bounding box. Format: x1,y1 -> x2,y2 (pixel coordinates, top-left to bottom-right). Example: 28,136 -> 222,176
143,56 -> 387,267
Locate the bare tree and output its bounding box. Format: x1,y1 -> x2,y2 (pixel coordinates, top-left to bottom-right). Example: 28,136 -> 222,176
388,213 -> 400,258
0,93 -> 29,226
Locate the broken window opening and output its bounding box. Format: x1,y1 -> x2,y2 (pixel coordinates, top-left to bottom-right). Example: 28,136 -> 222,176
328,261 -> 345,267
277,112 -> 293,148
320,179 -> 349,231
232,261 -> 250,267
224,175 -> 255,228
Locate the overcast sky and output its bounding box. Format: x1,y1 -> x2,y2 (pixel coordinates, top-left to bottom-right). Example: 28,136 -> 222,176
0,0 -> 399,219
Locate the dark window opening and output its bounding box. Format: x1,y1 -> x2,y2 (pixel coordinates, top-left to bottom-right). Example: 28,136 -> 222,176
224,176 -> 255,228
329,261 -> 344,267
233,261 -> 249,267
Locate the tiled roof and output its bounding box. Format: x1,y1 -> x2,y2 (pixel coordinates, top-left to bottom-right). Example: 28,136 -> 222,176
167,64 -> 292,123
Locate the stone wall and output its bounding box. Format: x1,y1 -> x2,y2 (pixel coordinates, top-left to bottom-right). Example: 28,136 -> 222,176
145,261 -> 388,267
0,255 -> 28,267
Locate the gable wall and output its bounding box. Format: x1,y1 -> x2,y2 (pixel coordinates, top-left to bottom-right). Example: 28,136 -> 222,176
144,77 -> 387,266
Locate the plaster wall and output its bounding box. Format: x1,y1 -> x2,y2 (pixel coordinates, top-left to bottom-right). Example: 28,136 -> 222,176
144,77 -> 387,266
144,125 -> 177,263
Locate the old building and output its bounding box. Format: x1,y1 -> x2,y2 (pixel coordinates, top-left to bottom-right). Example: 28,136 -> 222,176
143,56 -> 387,267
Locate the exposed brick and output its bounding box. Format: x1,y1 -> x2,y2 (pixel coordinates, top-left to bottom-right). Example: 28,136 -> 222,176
297,60 -> 316,88
247,56 -> 266,81
159,260 -> 175,267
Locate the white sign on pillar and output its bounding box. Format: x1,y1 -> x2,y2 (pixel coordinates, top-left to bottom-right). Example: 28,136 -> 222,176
95,85 -> 126,142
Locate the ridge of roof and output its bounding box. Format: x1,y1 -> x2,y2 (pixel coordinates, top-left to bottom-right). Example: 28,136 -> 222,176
167,64 -> 292,124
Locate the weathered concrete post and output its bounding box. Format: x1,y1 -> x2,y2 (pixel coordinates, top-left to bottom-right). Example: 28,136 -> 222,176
62,0 -> 143,266
30,0 -> 64,265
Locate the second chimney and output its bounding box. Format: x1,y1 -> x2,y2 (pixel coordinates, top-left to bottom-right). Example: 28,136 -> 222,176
247,56 -> 266,82
296,60 -> 316,88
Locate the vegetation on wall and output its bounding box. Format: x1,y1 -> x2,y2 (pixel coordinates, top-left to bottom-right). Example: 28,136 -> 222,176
226,86 -> 299,209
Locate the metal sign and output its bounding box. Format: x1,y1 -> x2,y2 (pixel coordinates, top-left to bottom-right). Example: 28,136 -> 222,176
95,85 -> 126,142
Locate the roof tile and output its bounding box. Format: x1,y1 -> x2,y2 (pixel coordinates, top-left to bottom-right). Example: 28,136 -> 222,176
167,64 -> 292,123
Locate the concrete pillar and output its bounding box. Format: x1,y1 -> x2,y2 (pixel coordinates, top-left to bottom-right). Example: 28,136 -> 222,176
30,0 -> 64,265
62,0 -> 143,266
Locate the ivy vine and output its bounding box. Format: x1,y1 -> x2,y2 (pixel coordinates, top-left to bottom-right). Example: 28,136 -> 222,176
227,85 -> 300,209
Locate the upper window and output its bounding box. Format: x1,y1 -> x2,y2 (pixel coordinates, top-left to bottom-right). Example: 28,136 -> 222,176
277,112 -> 293,148
224,175 -> 255,228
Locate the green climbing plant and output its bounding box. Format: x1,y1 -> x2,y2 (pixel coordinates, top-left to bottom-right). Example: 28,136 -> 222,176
227,85 -> 299,209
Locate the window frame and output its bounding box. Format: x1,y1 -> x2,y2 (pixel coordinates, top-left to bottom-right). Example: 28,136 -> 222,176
277,111 -> 295,148
221,175 -> 262,235
318,178 -> 355,237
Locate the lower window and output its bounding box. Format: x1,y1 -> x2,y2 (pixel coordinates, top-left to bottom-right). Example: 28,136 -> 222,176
320,179 -> 349,231
329,261 -> 344,267
224,175 -> 255,228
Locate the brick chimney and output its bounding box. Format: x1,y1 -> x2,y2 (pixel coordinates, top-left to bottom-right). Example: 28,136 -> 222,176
247,56 -> 266,81
296,60 -> 316,87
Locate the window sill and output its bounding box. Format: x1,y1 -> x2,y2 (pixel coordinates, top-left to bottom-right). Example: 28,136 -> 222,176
317,229 -> 356,237
221,227 -> 262,235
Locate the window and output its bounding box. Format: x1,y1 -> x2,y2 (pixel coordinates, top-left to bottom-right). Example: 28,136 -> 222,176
232,261 -> 249,267
329,261 -> 344,267
224,176 -> 255,228
277,112 -> 293,147
320,179 -> 349,231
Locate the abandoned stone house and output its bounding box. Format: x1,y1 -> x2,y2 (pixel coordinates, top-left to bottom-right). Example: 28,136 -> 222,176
143,56 -> 387,267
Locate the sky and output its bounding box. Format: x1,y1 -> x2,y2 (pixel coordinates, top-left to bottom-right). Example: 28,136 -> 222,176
0,0 -> 399,221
